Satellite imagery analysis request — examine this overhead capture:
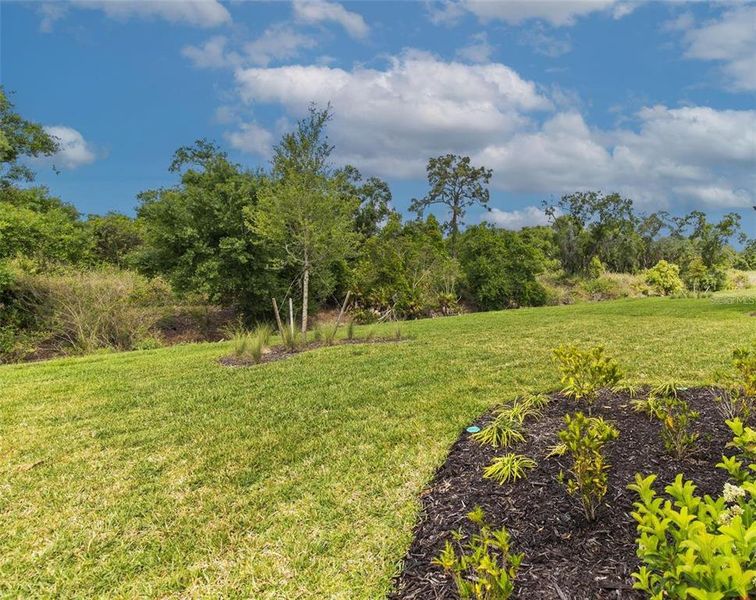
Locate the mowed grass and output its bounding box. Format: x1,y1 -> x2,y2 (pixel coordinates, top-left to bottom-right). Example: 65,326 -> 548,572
1,295 -> 755,598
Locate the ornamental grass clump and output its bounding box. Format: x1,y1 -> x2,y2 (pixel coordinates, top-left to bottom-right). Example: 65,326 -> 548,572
472,397 -> 542,449
483,453 -> 536,485
433,506 -> 523,600
629,419 -> 756,600
551,412 -> 619,522
553,345 -> 622,414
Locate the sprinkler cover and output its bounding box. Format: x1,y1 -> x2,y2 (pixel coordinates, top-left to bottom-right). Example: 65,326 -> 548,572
466,425 -> 481,434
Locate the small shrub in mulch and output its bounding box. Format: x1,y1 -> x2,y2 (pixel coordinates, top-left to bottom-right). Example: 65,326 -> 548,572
390,387 -> 750,600
218,336 -> 406,367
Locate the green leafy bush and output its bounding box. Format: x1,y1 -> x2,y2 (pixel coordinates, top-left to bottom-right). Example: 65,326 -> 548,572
553,345 -> 622,413
433,506 -> 523,600
483,453 -> 536,484
733,344 -> 756,399
649,395 -> 699,458
551,412 -> 619,521
629,419 -> 756,599
645,260 -> 684,296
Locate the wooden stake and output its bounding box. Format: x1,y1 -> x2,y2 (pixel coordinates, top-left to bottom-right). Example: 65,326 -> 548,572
288,297 -> 295,339
272,298 -> 285,335
332,290 -> 351,337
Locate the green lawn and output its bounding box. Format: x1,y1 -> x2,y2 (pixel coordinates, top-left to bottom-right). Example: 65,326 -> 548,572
2,295 -> 755,598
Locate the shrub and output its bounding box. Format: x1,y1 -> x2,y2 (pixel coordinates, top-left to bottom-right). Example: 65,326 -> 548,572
733,344 -> 756,399
433,506 -> 523,600
483,453 -> 536,484
629,420 -> 756,599
684,257 -> 727,293
553,345 -> 622,413
551,412 -> 619,521
588,256 -> 604,279
650,395 -> 699,458
16,268 -> 160,353
644,260 -> 684,296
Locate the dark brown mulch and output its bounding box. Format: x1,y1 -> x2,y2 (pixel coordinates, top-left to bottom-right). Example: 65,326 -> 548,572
218,336 -> 406,367
390,388 -> 744,600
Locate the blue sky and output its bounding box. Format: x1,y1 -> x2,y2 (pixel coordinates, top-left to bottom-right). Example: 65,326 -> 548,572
2,0 -> 754,232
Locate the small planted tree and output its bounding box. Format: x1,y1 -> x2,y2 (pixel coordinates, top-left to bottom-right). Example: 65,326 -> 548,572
553,345 -> 622,413
251,106 -> 358,335
644,260 -> 684,296
551,412 -> 619,521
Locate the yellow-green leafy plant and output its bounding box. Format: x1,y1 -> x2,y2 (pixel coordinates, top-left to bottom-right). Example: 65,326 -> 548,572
472,398 -> 540,449
650,395 -> 699,459
613,382 -> 642,399
651,381 -> 683,399
644,260 -> 684,296
483,453 -> 536,484
551,412 -> 619,521
629,420 -> 756,600
553,345 -> 622,413
733,344 -> 756,399
433,506 -> 523,600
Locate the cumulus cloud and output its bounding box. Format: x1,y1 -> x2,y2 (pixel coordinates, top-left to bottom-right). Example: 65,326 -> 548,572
678,5 -> 756,92
44,126 -> 97,169
486,206 -> 554,230
244,24 -> 317,67
182,36 -> 242,69
230,54 -> 755,210
456,32 -> 495,63
224,122 -> 274,157
431,0 -> 638,27
39,0 -> 230,29
293,0 -> 369,39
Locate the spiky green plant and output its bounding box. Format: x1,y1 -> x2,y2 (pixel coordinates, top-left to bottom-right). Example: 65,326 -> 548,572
253,323 -> 272,346
231,331 -> 252,357
612,382 -> 642,399
651,381 -> 682,399
483,454 -> 537,484
472,413 -> 525,449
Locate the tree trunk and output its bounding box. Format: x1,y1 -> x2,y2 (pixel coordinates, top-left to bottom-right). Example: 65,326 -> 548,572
301,263 -> 310,335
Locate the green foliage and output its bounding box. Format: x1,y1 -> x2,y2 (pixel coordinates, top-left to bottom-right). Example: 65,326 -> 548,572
0,87 -> 59,185
629,419 -> 756,600
457,224 -> 547,310
433,506 -> 523,600
137,140 -> 278,319
410,154 -> 492,253
588,255 -> 605,279
645,260 -> 684,296
733,344 -> 756,399
352,214 -> 460,319
553,412 -> 619,521
346,320 -> 355,340
483,453 -> 536,484
87,212 -> 143,267
649,395 -> 700,459
553,345 -> 622,411
472,398 -> 541,449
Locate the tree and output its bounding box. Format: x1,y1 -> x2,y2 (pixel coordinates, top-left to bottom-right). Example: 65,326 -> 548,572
137,140 -> 278,318
87,212 -> 143,267
0,87 -> 59,186
410,154 -> 492,254
457,224 -> 546,310
336,165 -> 394,237
250,106 -> 358,334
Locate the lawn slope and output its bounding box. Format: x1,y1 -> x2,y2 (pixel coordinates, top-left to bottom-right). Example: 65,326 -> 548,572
1,296 -> 754,598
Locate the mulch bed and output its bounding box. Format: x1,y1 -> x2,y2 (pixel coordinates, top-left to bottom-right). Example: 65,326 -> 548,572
218,336 -> 405,367
390,388 -> 746,600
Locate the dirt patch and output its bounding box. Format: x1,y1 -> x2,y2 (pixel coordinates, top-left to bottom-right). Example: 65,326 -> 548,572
218,336 -> 406,367
390,388 -> 744,600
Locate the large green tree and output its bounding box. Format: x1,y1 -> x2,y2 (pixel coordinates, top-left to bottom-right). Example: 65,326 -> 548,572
137,140 -> 277,317
0,87 -> 59,186
457,224 -> 547,310
410,154 -> 492,254
250,106 -> 358,333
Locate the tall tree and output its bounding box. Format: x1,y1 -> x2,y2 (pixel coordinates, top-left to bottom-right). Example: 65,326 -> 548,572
336,165 -> 394,237
251,105 -> 358,334
0,87 -> 59,186
410,154 -> 492,254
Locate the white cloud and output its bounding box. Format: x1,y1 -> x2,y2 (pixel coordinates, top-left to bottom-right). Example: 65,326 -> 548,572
231,54 -> 755,210
44,126 -> 97,169
293,0 -> 369,39
234,51 -> 551,176
679,5 -> 756,92
182,35 -> 242,69
486,206 -> 554,229
42,0 -> 230,29
244,24 -> 317,67
460,0 -> 636,27
37,3 -> 69,32
224,122 -> 274,157
456,32 -> 495,63
519,25 -> 572,57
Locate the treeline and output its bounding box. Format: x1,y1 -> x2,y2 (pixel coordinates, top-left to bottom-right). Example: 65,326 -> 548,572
1,92 -> 753,360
